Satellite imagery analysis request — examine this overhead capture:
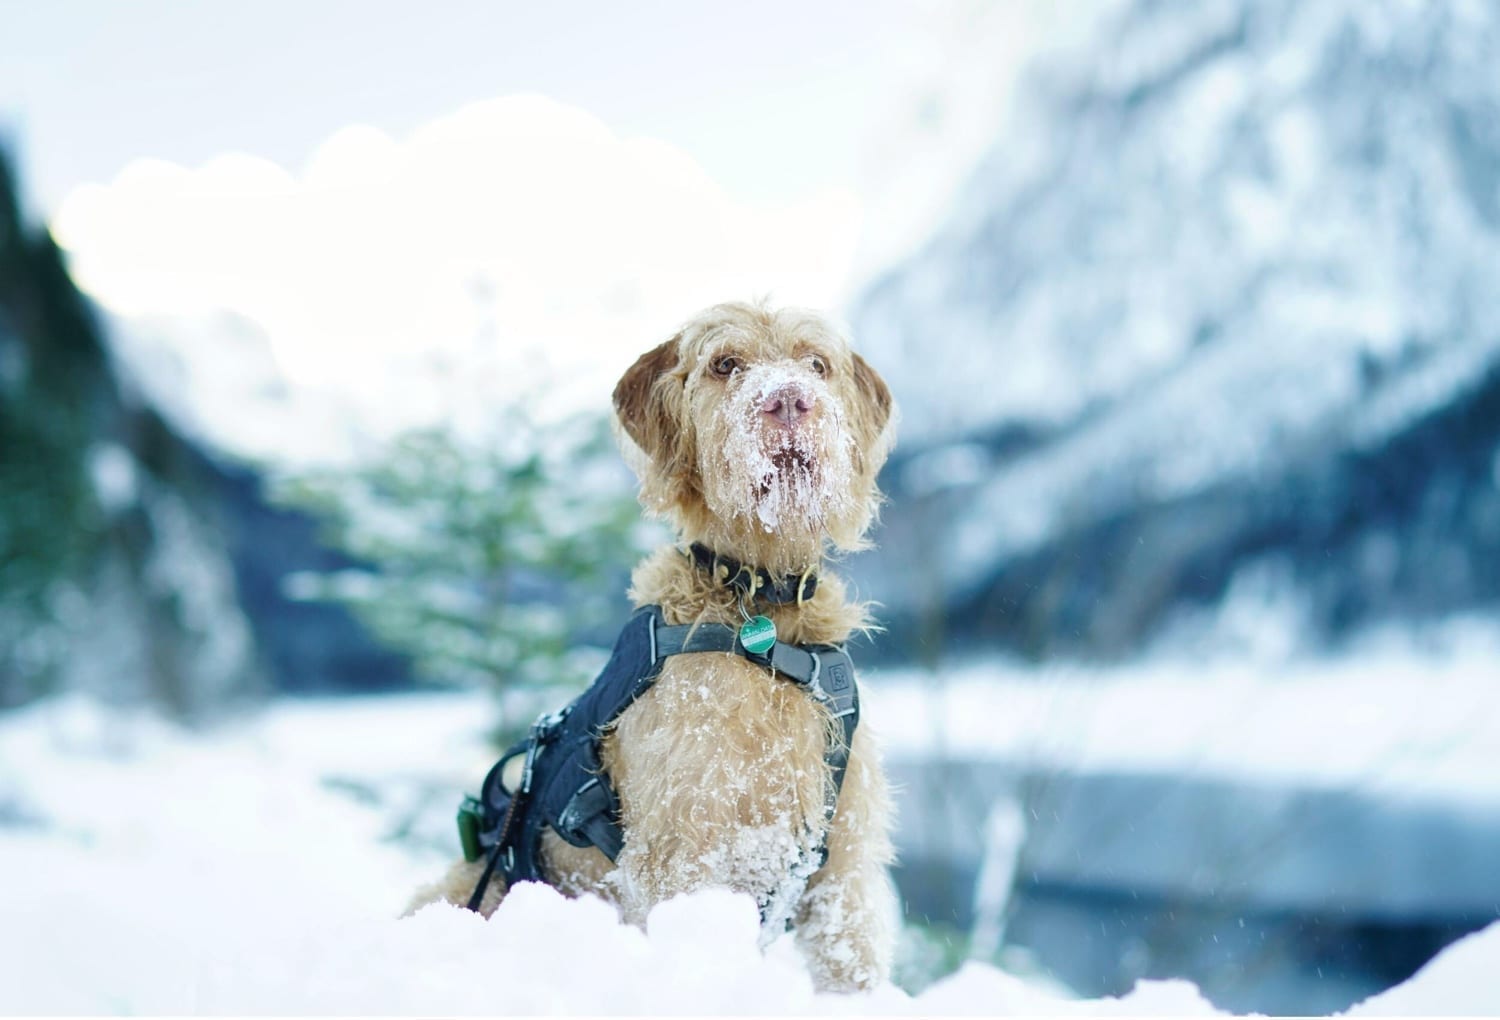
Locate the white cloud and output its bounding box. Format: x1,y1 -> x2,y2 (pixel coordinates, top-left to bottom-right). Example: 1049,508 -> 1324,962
50,94 -> 863,463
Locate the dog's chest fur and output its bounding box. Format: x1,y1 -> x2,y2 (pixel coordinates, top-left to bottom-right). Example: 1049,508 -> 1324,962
603,651 -> 833,920
610,649 -> 832,830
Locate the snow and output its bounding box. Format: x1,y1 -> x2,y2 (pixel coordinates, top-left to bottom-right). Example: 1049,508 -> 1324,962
86,441 -> 138,514
2,672 -> 1499,1014
715,361 -> 855,535
850,1 -> 1114,283
852,0 -> 1500,561
867,624 -> 1500,804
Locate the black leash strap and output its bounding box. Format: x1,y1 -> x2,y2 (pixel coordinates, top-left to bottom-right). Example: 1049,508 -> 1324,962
464,714 -> 558,909
466,843 -> 504,912
466,790 -> 519,911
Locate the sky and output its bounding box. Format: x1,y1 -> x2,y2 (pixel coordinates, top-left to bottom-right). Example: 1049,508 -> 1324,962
0,0 -> 1050,464
0,0 -> 916,215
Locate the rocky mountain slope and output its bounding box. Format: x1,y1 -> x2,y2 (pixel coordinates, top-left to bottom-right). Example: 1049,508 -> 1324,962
848,0 -> 1500,662
0,151 -> 409,713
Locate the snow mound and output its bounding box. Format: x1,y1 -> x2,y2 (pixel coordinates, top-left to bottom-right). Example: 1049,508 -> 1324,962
180,888 -> 1500,1015
190,884 -> 1214,1016
1,692 -> 1497,1014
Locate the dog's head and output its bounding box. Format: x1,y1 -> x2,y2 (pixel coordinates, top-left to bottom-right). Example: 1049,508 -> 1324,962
613,301 -> 895,571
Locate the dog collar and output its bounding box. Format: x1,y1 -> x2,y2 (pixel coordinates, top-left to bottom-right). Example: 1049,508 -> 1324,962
687,543 -> 819,605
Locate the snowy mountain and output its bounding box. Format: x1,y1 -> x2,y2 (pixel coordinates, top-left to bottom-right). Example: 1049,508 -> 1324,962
848,0 -> 1500,660
0,151 -> 410,710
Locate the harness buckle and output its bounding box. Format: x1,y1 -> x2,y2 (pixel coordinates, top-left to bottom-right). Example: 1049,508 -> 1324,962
520,708 -> 565,796
531,707 -> 567,741
520,738 -> 546,795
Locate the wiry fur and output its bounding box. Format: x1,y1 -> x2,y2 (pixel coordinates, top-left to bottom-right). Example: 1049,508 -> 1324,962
408,300 -> 899,991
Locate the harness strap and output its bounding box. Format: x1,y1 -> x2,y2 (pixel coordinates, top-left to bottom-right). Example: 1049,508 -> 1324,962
652,619 -> 858,720
555,776 -> 624,860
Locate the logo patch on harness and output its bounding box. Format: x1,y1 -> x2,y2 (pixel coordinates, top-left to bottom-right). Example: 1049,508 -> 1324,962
825,661 -> 851,692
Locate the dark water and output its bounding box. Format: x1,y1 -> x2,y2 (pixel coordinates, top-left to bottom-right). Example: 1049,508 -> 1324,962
895,854 -> 1493,1013
887,759 -> 1500,1013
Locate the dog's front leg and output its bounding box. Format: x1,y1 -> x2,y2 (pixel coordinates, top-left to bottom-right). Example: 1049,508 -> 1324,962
794,727 -> 898,992
603,729 -> 758,924
609,805 -> 801,928
610,830 -> 721,926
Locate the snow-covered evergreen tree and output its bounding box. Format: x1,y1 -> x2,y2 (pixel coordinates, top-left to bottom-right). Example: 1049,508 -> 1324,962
277,404 -> 648,737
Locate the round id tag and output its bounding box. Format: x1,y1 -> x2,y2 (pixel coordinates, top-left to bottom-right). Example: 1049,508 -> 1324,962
739,615 -> 777,655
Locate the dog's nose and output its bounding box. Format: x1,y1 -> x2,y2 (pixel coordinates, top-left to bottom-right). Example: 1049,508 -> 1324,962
762,385 -> 814,426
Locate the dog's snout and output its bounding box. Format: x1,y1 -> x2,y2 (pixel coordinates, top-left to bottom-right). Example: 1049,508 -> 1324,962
762,385 -> 814,426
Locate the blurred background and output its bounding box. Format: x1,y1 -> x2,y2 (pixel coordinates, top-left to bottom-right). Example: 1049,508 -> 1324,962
3,0 -> 1499,1013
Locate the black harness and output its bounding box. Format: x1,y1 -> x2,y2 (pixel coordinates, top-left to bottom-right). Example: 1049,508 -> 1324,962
456,597 -> 859,913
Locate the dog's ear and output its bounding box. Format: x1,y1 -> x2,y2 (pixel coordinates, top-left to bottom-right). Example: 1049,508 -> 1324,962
847,350 -> 897,483
613,335 -> 682,460
851,351 -> 893,437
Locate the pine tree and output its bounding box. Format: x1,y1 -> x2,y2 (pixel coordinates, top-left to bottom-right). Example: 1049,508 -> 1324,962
0,150 -> 110,706
276,402 -> 651,740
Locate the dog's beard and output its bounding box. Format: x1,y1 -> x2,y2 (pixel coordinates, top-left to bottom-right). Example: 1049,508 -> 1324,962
709,365 -> 857,536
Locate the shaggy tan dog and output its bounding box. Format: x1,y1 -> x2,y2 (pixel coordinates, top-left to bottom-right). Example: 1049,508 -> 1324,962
410,300 -> 898,991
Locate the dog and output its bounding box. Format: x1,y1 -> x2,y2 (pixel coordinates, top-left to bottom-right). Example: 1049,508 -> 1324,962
409,300 -> 898,991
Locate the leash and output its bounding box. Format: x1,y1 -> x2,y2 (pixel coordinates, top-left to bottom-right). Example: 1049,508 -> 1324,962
465,794 -> 517,912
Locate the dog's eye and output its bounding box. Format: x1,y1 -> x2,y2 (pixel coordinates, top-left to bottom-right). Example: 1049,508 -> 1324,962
712,355 -> 743,377
809,355 -> 828,377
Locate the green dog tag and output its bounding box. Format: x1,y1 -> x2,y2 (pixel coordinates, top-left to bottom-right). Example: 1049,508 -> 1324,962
739,615 -> 777,655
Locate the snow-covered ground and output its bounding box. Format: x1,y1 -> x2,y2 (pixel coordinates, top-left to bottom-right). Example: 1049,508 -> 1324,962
876,623 -> 1500,803
1,656 -> 1497,1014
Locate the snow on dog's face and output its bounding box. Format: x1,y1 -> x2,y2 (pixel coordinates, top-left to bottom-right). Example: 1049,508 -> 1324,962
613,301 -> 895,572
